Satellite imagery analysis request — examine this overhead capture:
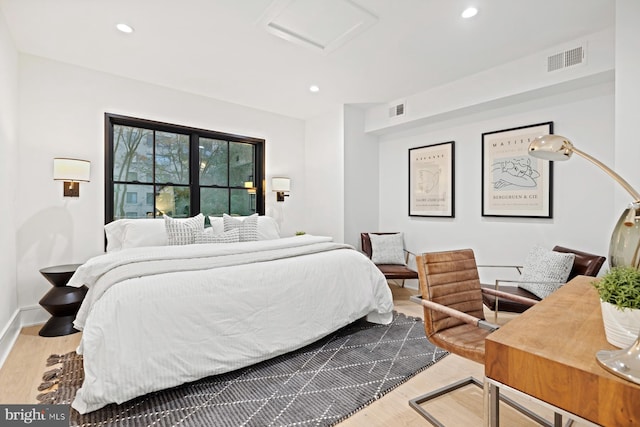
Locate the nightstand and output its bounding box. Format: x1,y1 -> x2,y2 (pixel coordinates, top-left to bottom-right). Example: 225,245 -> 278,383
38,263 -> 87,337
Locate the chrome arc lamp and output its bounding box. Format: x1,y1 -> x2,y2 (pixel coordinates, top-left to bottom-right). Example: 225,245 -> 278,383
528,135 -> 640,269
53,158 -> 91,197
529,134 -> 640,385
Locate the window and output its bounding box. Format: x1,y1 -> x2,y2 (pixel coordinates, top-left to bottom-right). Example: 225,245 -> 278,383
105,114 -> 265,222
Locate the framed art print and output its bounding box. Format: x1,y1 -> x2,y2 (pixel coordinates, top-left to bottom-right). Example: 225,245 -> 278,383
481,122 -> 553,218
409,141 -> 455,217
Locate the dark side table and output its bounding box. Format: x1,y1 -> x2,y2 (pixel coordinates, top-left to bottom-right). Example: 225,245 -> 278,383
38,264 -> 87,337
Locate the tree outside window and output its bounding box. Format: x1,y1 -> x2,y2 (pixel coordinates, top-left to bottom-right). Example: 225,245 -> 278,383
105,114 -> 264,222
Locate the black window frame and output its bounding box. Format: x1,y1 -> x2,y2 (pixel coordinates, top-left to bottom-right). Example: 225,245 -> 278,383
105,113 -> 265,224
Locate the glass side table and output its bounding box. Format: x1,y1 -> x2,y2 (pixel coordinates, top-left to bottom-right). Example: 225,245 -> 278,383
38,263 -> 87,337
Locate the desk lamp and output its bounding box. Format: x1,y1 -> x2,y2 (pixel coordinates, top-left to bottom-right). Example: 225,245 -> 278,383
529,134 -> 640,385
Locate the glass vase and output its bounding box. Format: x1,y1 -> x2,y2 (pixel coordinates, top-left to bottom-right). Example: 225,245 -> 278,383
609,202 -> 640,268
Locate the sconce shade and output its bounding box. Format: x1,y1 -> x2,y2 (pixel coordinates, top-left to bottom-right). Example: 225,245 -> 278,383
272,177 -> 290,192
53,158 -> 91,182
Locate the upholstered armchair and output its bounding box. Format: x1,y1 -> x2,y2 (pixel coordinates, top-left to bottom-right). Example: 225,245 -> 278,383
480,245 -> 605,321
360,232 -> 418,287
409,248 -> 565,426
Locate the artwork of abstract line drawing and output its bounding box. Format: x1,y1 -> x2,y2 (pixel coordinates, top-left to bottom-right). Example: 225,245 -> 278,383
417,165 -> 441,194
491,156 -> 540,190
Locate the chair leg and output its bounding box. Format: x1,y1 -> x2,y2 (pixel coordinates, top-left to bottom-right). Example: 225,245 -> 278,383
411,377 -> 556,426
493,280 -> 499,324
409,377 -> 481,427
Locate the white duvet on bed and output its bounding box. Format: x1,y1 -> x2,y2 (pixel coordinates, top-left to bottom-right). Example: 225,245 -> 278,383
68,235 -> 393,414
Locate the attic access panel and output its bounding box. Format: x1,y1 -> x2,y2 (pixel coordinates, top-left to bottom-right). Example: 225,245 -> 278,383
259,0 -> 378,54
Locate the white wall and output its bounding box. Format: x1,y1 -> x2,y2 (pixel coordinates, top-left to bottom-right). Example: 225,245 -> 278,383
365,29 -> 614,135
304,107 -> 345,241
16,54 -> 306,311
0,9 -> 19,359
378,80 -> 615,272
615,0 -> 640,208
343,105 -> 379,249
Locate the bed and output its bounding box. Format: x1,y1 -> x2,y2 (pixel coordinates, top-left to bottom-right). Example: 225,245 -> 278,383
67,215 -> 394,414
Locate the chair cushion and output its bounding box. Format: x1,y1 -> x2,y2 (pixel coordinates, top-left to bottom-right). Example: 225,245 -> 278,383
376,264 -> 418,280
369,233 -> 406,265
518,246 -> 575,299
481,284 -> 541,313
428,323 -> 491,365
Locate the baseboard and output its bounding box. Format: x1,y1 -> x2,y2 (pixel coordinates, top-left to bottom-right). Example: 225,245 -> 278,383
0,310 -> 20,370
0,305 -> 48,370
403,279 -> 419,290
20,304 -> 49,327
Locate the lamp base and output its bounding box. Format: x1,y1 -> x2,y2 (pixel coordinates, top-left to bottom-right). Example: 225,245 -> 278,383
63,181 -> 80,197
276,191 -> 288,202
609,203 -> 640,268
596,333 -> 640,385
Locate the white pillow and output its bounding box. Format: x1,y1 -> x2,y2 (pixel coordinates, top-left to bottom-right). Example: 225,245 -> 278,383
104,219 -> 167,251
164,214 -> 205,246
210,215 -> 280,240
223,213 -> 259,242
518,246 -> 575,299
369,233 -> 406,265
194,228 -> 240,244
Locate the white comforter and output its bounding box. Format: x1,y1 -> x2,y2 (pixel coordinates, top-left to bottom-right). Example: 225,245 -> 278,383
67,235 -> 393,414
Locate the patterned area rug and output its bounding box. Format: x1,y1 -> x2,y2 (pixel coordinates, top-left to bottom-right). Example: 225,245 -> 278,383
38,312 -> 447,427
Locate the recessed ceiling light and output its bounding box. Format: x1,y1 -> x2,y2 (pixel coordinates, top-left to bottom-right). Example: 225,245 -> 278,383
116,23 -> 134,34
309,85 -> 320,93
461,7 -> 478,18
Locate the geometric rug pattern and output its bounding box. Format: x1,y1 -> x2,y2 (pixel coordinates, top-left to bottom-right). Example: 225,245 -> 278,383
38,312 -> 447,427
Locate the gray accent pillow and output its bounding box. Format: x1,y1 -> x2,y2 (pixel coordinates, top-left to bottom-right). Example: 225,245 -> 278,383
518,246 -> 575,299
164,213 -> 205,246
194,228 -> 240,244
369,233 -> 406,265
223,213 -> 259,242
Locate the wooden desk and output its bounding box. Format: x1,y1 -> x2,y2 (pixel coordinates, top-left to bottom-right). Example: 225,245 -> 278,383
485,276 -> 640,426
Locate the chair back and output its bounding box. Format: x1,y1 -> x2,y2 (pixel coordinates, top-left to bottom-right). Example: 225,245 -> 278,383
552,246 -> 606,280
416,249 -> 485,338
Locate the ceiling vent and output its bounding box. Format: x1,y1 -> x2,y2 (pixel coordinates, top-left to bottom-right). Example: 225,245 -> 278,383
547,44 -> 587,72
259,0 -> 378,54
389,101 -> 405,118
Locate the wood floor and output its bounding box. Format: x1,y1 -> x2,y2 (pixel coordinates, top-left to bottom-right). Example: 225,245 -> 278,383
0,285 -> 585,426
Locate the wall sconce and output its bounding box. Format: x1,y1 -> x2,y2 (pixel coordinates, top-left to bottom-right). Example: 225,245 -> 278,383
244,178 -> 256,195
272,177 -> 290,202
53,158 -> 91,197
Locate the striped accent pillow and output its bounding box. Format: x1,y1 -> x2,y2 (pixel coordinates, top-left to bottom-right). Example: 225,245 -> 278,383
194,228 -> 240,244
223,213 -> 259,242
164,213 -> 205,246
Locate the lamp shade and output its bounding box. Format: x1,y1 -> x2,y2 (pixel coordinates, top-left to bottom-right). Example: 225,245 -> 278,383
53,158 -> 91,182
272,177 -> 290,192
528,135 -> 574,161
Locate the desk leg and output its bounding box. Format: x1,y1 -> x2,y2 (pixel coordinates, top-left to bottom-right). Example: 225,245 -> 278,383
484,378 -> 499,426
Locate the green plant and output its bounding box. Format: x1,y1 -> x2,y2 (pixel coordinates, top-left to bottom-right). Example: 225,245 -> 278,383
593,266 -> 640,310
295,231 -> 306,236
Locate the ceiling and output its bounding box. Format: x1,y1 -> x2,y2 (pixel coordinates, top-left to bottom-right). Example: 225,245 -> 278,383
0,0 -> 614,120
